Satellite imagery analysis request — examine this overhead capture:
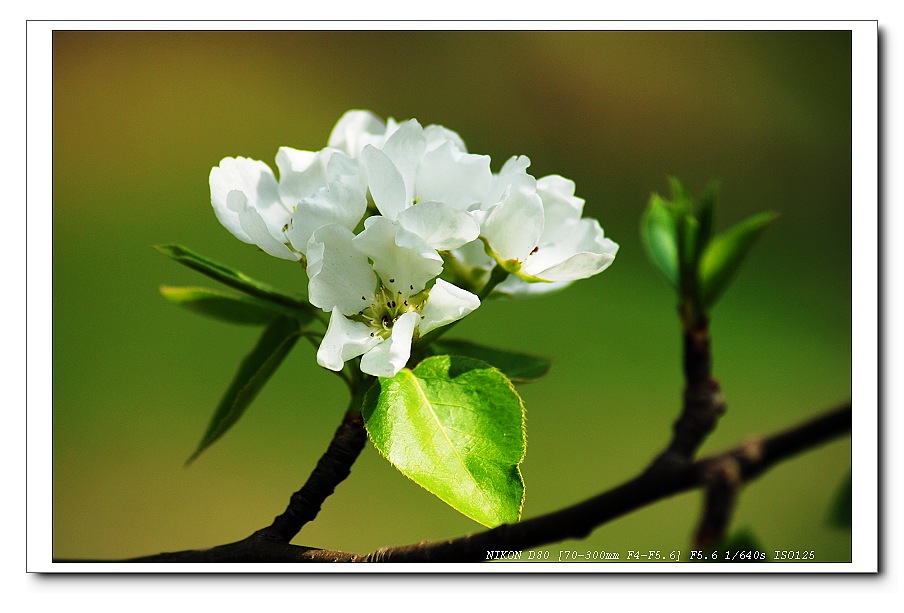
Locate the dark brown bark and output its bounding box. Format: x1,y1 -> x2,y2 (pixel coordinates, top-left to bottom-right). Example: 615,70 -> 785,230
258,409 -> 367,542
56,402 -> 850,564
693,457 -> 742,550
655,313 -> 727,468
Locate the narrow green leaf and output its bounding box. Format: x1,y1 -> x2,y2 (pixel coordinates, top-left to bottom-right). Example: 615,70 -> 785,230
695,180 -> 720,259
666,177 -> 718,302
667,175 -> 694,212
678,213 -> 699,296
698,211 -> 779,310
430,339 -> 551,382
362,355 -> 525,527
187,316 -> 301,464
640,195 -> 680,287
155,244 -> 311,314
160,285 -> 302,325
827,472 -> 852,529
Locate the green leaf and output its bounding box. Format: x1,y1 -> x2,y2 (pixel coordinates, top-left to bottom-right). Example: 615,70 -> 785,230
640,195 -> 680,287
430,339 -> 551,382
698,211 -> 779,310
155,244 -> 311,315
695,180 -> 720,259
827,472 -> 852,529
667,175 -> 694,211
678,213 -> 699,294
160,285 -> 303,326
362,355 -> 525,527
667,177 -> 699,295
187,316 -> 301,464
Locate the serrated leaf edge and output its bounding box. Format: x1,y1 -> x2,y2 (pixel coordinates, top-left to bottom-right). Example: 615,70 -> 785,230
362,357 -> 526,527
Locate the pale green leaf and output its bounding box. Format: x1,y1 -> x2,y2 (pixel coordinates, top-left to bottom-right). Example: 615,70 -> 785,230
695,180 -> 720,259
362,355 -> 525,527
187,316 -> 301,464
667,175 -> 694,212
160,285 -> 306,326
698,211 -> 779,309
430,339 -> 551,382
640,195 -> 680,287
678,213 -> 699,293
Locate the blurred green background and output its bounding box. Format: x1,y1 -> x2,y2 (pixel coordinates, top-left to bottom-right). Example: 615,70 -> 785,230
52,30 -> 852,562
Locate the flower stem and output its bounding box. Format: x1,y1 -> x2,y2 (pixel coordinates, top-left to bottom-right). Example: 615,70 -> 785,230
479,264 -> 511,300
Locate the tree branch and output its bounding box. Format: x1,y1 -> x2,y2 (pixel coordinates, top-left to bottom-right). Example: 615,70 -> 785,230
692,456 -> 741,550
654,312 -> 727,467
257,408 -> 368,542
56,401 -> 850,563
357,402 -> 850,563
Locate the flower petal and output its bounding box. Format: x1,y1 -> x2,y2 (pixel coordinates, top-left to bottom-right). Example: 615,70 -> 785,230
381,119 -> 426,205
480,186 -> 544,264
317,307 -> 382,371
361,145 -> 408,220
521,218 -> 619,281
528,250 -> 617,282
286,181 -> 367,254
307,224 -> 377,315
353,216 -> 443,296
424,124 -> 467,152
396,201 -> 480,251
360,311 -> 419,377
537,175 -> 585,246
274,147 -> 319,202
327,109 -> 387,156
418,279 -> 480,336
455,237 -> 494,267
416,141 -> 492,210
226,190 -> 299,261
210,156 -> 286,244
482,155 -> 537,210
276,147 -> 359,205
495,275 -> 575,297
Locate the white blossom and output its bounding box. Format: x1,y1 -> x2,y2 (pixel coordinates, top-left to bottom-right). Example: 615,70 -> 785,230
358,117 -> 487,249
210,146 -> 366,260
209,156 -> 299,261
308,222 -> 479,378
477,157 -> 618,284
209,109 -> 618,376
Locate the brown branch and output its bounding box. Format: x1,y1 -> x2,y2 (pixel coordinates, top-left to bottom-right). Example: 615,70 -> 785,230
54,408 -> 370,563
356,402 -> 850,563
692,457 -> 741,550
57,401 -> 850,563
257,409 -> 368,542
654,312 -> 727,468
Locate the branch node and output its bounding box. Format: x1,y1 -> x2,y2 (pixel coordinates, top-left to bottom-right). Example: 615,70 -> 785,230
63,403 -> 850,563
693,456 -> 742,551
365,547 -> 393,563
738,438 -> 765,464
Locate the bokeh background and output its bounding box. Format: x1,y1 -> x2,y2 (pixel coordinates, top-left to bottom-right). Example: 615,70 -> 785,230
52,30 -> 852,562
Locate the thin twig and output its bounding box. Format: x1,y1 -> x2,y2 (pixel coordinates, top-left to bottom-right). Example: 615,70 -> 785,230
259,408 -> 368,542
654,311 -> 727,467
56,402 -> 850,563
692,457 -> 741,550
361,401 -> 851,563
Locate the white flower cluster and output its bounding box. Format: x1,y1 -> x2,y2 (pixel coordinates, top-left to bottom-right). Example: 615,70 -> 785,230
210,110 -> 618,377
